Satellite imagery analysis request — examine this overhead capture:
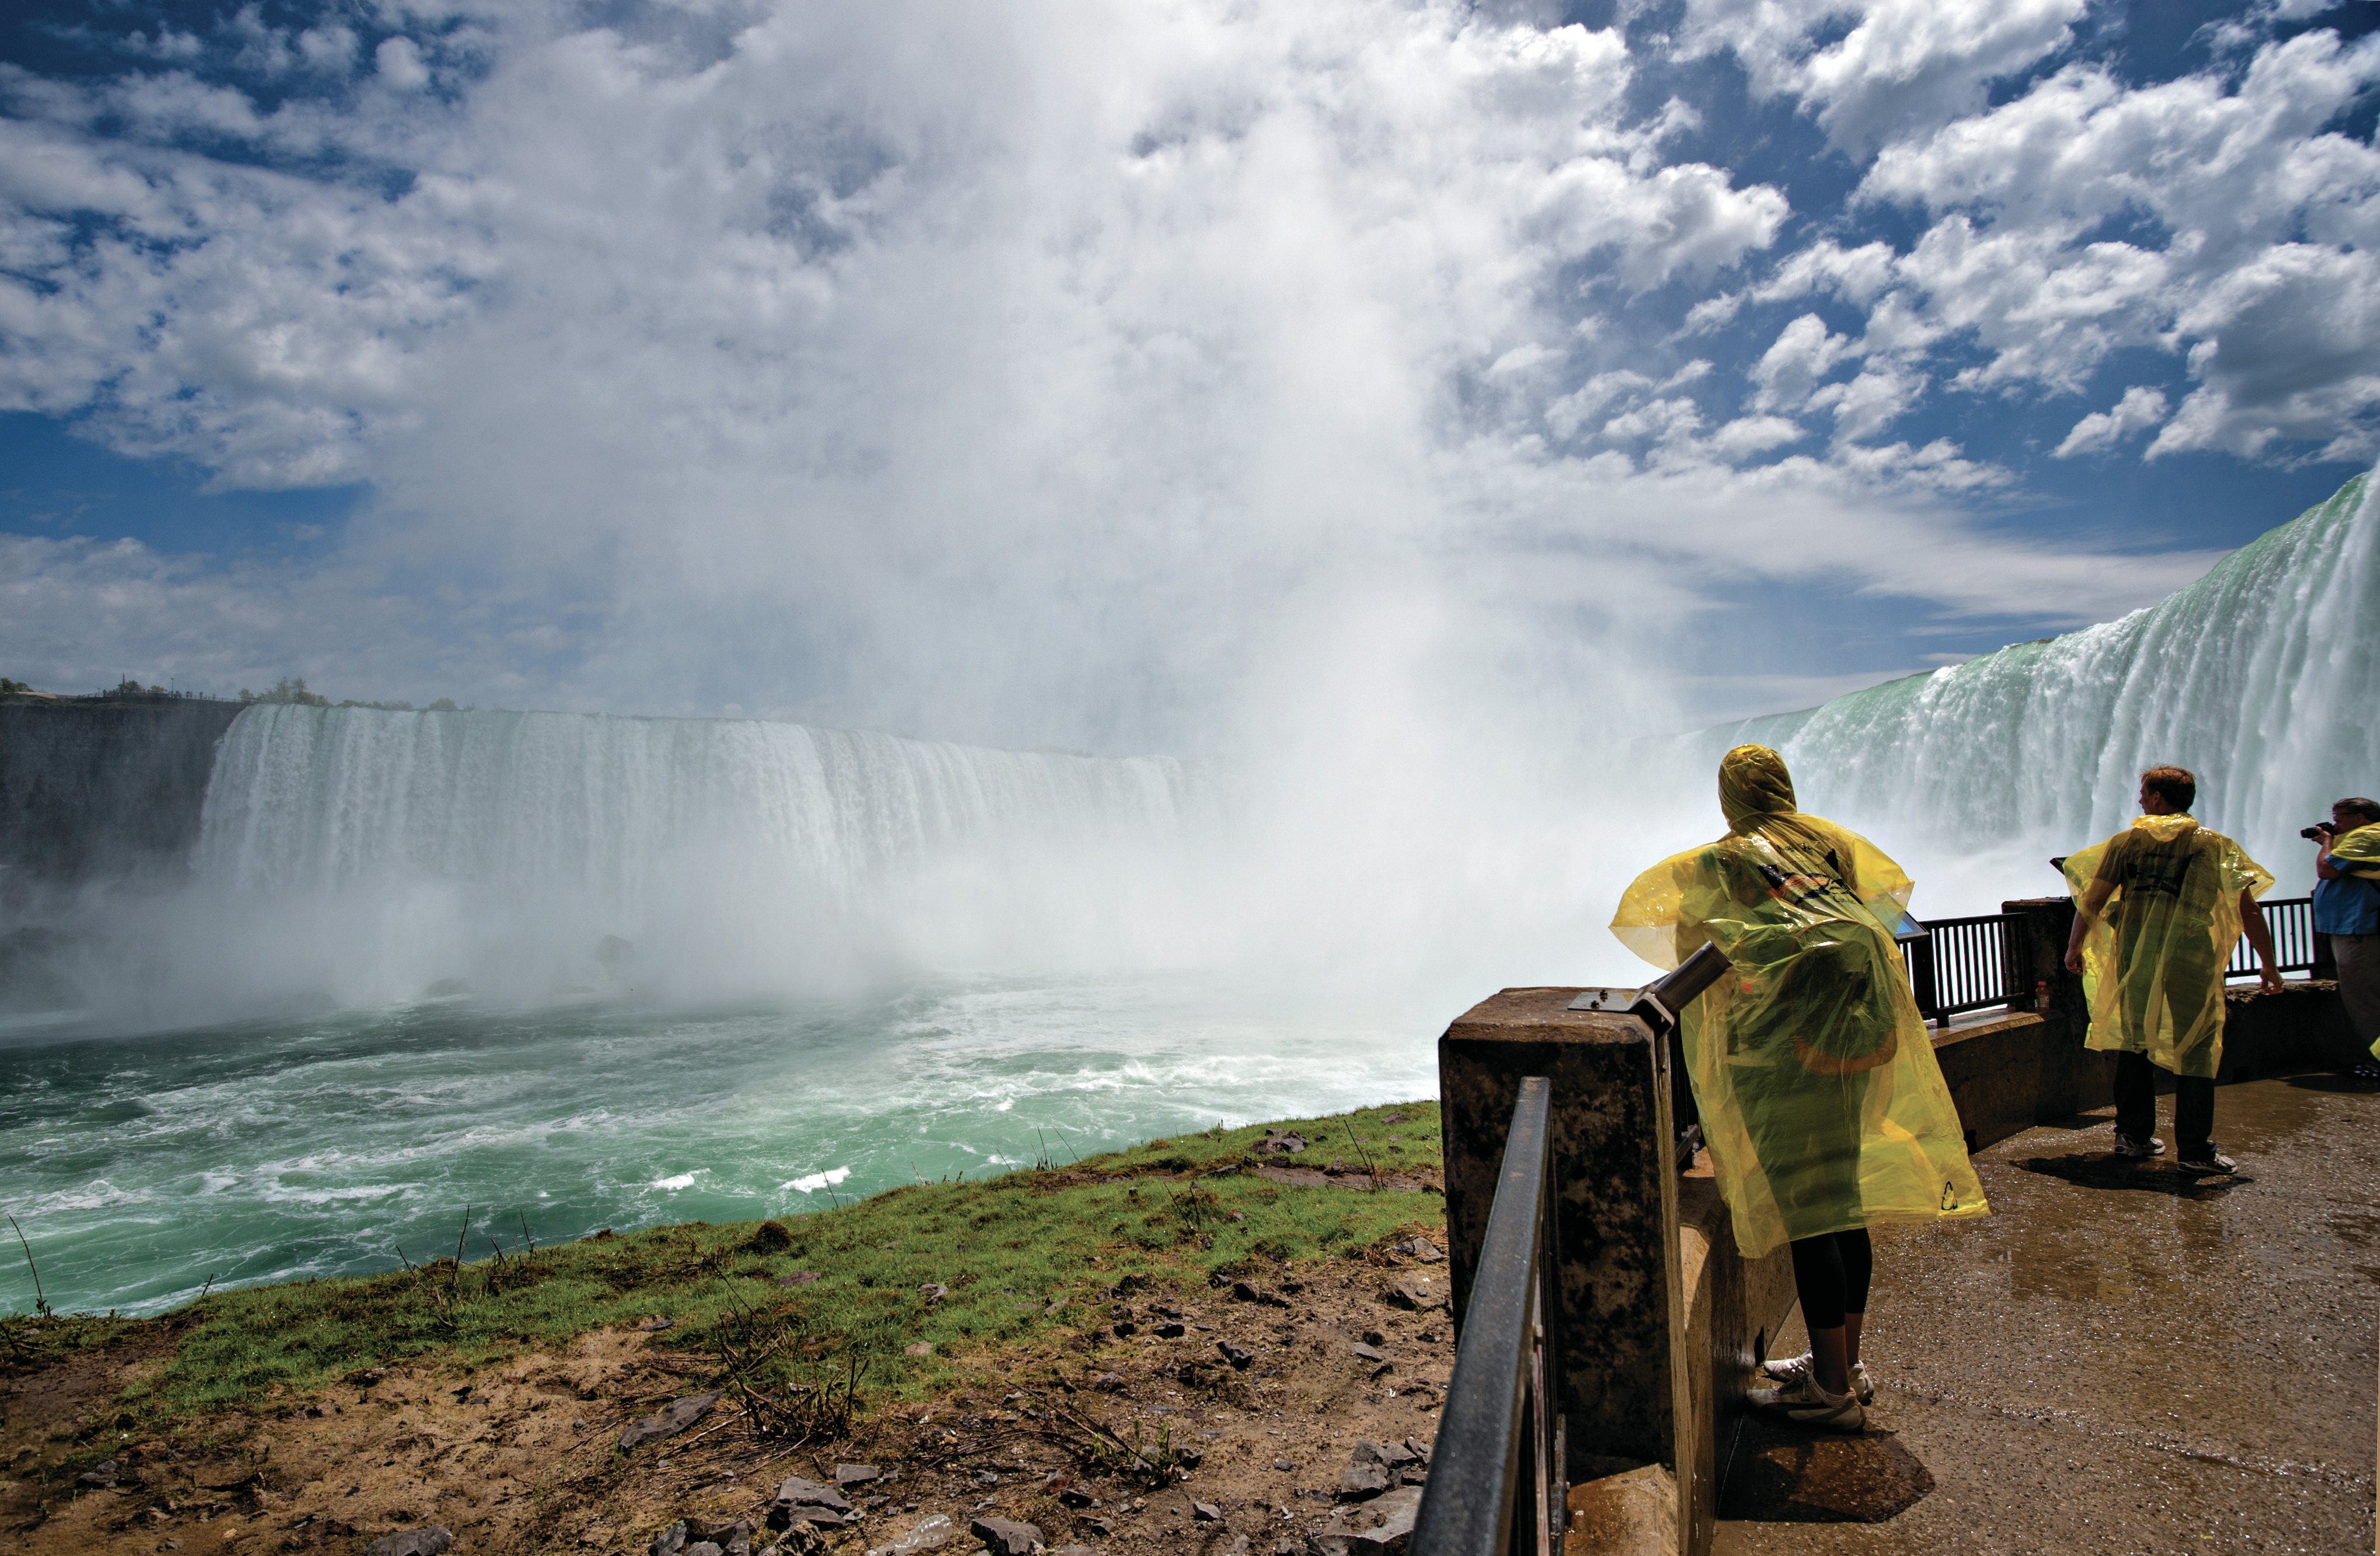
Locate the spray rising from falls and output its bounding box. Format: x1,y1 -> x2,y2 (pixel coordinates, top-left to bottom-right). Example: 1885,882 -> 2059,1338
1709,474 -> 2380,906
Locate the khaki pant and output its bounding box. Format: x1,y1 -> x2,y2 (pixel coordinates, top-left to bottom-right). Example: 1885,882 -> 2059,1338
2334,932 -> 2380,1050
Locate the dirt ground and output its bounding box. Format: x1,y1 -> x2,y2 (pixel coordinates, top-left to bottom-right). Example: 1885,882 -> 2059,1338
0,1246 -> 1457,1555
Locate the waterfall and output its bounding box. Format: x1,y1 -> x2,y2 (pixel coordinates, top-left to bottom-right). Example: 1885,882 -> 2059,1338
195,706 -> 1189,904
1704,473 -> 2379,899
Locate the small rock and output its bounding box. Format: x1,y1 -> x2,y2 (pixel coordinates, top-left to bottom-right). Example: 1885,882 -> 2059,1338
685,1544 -> 724,1556
777,1270 -> 823,1287
1156,1322 -> 1185,1339
918,1283 -> 950,1305
1404,1237 -> 1443,1264
1112,1320 -> 1137,1338
1255,1130 -> 1308,1155
1380,1280 -> 1440,1312
368,1531 -> 455,1556
76,1460 -> 117,1488
969,1515 -> 1046,1556
1217,1340 -> 1255,1370
1274,1458 -> 1295,1471
1341,1461 -> 1393,1500
703,1518 -> 758,1556
872,1512 -> 958,1554
1049,1548 -> 1102,1556
1324,1157 -> 1346,1175
1350,1343 -> 1386,1363
1057,1487 -> 1099,1509
650,1520 -> 690,1556
636,1316 -> 676,1332
1229,1281 -> 1288,1308
1311,1485 -> 1423,1555
904,1341 -> 934,1356
768,1477 -> 857,1533
1383,1113 -> 1411,1124
1193,1501 -> 1224,1522
836,1464 -> 882,1487
1091,1371 -> 1126,1392
618,1392 -> 721,1450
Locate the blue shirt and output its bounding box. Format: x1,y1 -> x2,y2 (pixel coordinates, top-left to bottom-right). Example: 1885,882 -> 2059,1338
2313,859 -> 2380,935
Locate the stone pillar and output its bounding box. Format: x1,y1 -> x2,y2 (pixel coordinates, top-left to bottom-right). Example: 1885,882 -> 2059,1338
1439,987 -> 1681,1476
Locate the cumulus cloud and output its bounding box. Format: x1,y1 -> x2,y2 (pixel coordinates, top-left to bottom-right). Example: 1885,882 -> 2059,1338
1678,0 -> 2087,154
2056,385 -> 2169,457
0,0 -> 2355,741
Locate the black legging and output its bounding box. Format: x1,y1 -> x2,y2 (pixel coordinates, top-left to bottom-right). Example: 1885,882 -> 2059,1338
1788,1228 -> 1873,1331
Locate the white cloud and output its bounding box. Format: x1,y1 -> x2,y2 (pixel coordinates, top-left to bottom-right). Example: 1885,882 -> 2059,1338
1678,0 -> 2087,154
2055,385 -> 2169,457
1749,312 -> 1859,411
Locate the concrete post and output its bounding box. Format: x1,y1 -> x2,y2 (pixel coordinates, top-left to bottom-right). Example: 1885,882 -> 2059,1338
1438,988 -> 1682,1477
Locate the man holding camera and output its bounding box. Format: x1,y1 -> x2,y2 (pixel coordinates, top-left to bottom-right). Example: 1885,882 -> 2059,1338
2064,766 -> 2278,1175
2311,797 -> 2380,1054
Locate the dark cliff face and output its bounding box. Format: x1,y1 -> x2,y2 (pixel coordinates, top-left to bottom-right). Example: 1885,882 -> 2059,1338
0,701 -> 246,889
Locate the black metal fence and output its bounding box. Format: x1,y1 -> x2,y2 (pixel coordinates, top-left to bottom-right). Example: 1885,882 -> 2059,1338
2231,896 -> 2318,977
1410,1075 -> 1563,1556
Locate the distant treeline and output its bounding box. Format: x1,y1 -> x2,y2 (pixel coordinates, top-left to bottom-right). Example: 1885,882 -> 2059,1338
0,674 -> 466,711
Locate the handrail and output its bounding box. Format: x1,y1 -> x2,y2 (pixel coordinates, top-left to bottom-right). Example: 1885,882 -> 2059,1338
1411,1075 -> 1562,1556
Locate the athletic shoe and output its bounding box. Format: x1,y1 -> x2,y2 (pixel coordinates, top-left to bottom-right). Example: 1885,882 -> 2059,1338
2176,1148 -> 2237,1175
2111,1133 -> 2164,1158
1760,1353 -> 1876,1405
1748,1374 -> 1864,1432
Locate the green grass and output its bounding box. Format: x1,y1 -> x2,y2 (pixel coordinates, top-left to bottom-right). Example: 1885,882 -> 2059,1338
99,1102 -> 1443,1420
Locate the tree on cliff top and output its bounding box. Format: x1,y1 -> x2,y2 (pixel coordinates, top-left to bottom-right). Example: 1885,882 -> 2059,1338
239,676 -> 330,707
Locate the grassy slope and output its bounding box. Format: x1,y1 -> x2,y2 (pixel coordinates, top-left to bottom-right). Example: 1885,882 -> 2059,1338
62,1102 -> 1445,1422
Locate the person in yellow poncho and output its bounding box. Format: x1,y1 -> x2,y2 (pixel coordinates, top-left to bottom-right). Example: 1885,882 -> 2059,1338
2061,765 -> 2280,1176
1613,745 -> 1986,1433
2308,797 -> 2380,1058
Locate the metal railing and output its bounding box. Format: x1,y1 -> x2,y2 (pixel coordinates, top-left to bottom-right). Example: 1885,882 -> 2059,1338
1902,913 -> 2025,1026
2229,895 -> 2318,978
1410,1076 -> 1564,1556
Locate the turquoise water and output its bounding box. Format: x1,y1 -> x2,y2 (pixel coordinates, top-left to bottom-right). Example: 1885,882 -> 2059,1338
0,978 -> 1432,1317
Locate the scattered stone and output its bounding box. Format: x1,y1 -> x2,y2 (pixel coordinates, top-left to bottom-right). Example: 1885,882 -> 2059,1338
75,1460 -> 117,1488
704,1520 -> 758,1556
1341,1460 -> 1394,1500
1049,1548 -> 1102,1556
918,1283 -> 950,1305
1193,1501 -> 1225,1523
636,1315 -> 676,1332
869,1512 -> 958,1554
1229,1281 -> 1288,1308
1354,1440 -> 1421,1470
969,1515 -> 1046,1556
777,1270 -> 822,1287
368,1531 -> 455,1556
836,1464 -> 882,1486
685,1545 -> 723,1556
1112,1273 -> 1152,1294
1383,1113 -> 1411,1124
768,1477 -> 858,1533
1112,1320 -> 1137,1338
1274,1458 -> 1295,1471
904,1341 -> 934,1357
1311,1486 -> 1422,1554
1324,1157 -> 1346,1175
619,1392 -> 721,1450
1391,1237 -> 1444,1264
975,1470 -> 1001,1486
1217,1340 -> 1256,1370
1255,1130 -> 1309,1155
1091,1370 -> 1126,1391
1156,1322 -> 1186,1339
1380,1280 -> 1441,1312
1058,1486 -> 1099,1508
1350,1343 -> 1387,1363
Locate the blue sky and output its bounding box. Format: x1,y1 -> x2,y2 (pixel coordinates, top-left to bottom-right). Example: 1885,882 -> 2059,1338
2,0 -> 2377,742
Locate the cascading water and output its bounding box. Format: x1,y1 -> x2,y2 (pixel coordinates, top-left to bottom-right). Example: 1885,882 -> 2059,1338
1704,474 -> 2380,905
196,704 -> 1189,904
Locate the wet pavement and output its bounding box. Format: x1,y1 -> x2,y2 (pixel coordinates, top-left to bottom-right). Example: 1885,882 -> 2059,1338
1714,1074 -> 2380,1555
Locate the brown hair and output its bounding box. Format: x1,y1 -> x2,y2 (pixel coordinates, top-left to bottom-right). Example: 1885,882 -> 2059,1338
2337,797 -> 2380,824
2141,765 -> 2196,812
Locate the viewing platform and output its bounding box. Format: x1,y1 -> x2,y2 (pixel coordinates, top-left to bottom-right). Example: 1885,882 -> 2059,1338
1424,889 -> 2377,1556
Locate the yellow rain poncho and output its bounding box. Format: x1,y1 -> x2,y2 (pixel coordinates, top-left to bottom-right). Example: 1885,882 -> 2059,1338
1611,746 -> 1988,1259
2332,823 -> 2380,882
2063,816 -> 2274,1078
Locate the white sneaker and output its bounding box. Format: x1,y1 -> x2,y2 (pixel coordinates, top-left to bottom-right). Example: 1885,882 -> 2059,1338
1748,1373 -> 1864,1431
2176,1148 -> 2236,1175
2111,1133 -> 2164,1158
1760,1353 -> 1875,1405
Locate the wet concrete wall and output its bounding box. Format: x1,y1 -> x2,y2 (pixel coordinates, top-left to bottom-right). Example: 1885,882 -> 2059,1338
0,700 -> 245,888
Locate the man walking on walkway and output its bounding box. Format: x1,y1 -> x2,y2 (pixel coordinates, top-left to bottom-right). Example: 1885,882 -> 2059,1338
2311,797 -> 2380,1054
2064,765 -> 2280,1175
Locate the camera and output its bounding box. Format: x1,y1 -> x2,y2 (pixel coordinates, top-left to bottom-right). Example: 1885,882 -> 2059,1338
2301,822 -> 2336,840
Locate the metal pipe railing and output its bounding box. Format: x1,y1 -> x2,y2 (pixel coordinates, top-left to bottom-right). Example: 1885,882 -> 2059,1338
1410,1075 -> 1563,1556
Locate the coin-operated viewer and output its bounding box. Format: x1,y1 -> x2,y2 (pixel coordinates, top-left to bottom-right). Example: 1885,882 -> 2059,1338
1612,744 -> 1987,1433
